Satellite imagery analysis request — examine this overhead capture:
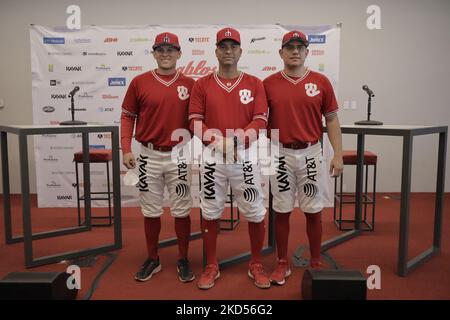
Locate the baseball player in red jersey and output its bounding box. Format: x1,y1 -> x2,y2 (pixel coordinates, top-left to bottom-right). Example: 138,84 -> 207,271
264,30 -> 343,285
189,27 -> 271,290
120,32 -> 196,283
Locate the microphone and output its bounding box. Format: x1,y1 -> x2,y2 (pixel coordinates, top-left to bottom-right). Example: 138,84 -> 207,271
69,86 -> 80,97
362,85 -> 374,97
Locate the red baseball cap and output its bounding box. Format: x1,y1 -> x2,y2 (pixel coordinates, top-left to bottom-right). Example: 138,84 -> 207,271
216,27 -> 241,45
282,30 -> 309,48
152,32 -> 180,50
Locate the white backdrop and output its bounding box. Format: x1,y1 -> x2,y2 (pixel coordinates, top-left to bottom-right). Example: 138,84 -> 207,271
30,24 -> 341,208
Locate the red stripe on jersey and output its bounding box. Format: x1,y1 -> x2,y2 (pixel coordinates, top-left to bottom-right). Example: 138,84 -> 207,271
121,70 -> 195,147
264,70 -> 339,143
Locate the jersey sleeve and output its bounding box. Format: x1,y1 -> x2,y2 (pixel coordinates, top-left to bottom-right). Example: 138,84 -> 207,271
321,76 -> 339,118
252,79 -> 269,122
121,78 -> 139,117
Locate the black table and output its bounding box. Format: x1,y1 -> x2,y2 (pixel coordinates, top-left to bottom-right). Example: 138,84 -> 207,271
322,124 -> 447,276
1,124 -> 122,268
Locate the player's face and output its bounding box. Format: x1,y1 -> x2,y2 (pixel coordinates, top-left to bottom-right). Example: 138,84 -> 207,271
152,45 -> 181,71
215,40 -> 242,67
279,40 -> 309,68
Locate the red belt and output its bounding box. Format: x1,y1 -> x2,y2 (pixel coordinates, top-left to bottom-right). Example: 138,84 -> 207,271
282,141 -> 318,150
141,142 -> 173,152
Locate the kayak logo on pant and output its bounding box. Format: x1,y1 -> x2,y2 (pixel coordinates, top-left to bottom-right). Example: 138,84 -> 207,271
275,156 -> 290,192
176,183 -> 189,198
138,155 -> 149,191
177,156 -> 188,182
203,162 -> 216,199
305,156 -> 318,182
303,183 -> 318,198
244,187 -> 258,203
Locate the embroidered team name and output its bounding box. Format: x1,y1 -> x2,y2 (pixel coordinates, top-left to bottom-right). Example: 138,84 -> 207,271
275,156 -> 290,192
203,162 -> 216,199
138,155 -> 149,191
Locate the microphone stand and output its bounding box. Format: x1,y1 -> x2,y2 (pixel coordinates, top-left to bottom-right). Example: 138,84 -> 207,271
355,93 -> 383,125
60,92 -> 87,125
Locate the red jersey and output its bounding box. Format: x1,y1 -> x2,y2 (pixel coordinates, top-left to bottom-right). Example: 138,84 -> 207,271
188,72 -> 268,139
264,69 -> 338,143
121,69 -> 194,152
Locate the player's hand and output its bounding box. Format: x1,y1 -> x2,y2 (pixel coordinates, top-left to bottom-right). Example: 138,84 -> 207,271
123,152 -> 136,169
329,155 -> 343,177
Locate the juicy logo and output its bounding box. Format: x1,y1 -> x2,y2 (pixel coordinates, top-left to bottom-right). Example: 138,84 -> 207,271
203,162 -> 216,199
138,155 -> 149,191
275,156 -> 290,192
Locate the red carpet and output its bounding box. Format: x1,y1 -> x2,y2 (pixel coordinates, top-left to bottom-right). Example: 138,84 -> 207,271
1,193 -> 449,300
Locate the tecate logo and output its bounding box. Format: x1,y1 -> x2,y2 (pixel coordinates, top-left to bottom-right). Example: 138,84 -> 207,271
42,106 -> 55,113
108,78 -> 126,86
308,35 -> 326,44
43,37 -> 65,44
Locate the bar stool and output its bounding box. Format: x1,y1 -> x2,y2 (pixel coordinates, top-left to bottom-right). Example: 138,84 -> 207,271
73,149 -> 114,227
333,150 -> 378,231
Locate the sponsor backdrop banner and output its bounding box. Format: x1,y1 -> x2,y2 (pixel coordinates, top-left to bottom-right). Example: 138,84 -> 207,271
30,24 -> 341,208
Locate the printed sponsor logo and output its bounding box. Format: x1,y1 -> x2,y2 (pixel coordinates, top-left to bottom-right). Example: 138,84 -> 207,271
43,155 -> 58,162
52,171 -> 75,175
48,64 -> 54,72
130,37 -> 150,42
108,77 -> 126,86
66,66 -> 82,71
48,52 -> 73,56
50,80 -> 61,86
177,60 -> 217,79
104,37 -> 118,43
50,146 -> 74,150
50,120 -> 60,125
275,156 -> 290,192
144,49 -> 151,55
90,145 -> 106,149
98,107 -> 115,112
311,49 -> 325,56
97,133 -> 112,139
57,195 -> 73,200
262,66 -> 276,72
247,49 -> 270,54
117,51 -> 133,56
82,51 -> 106,56
43,37 -> 65,44
72,38 -> 91,44
138,156 -> 149,192
203,162 -> 216,199
308,35 -> 326,44
188,37 -> 209,43
42,134 -> 57,138
96,64 -> 111,71
68,107 -> 87,112
72,81 -> 95,85
122,66 -> 143,71
42,106 -> 55,113
192,49 -> 205,56
318,63 -> 325,72
250,37 -> 265,43
46,181 -> 62,188
102,94 -> 119,99
78,92 -> 94,99
51,94 -> 67,99
71,133 -> 82,138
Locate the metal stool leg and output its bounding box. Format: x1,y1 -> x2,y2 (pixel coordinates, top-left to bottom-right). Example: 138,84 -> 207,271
75,162 -> 82,226
106,161 -> 112,226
